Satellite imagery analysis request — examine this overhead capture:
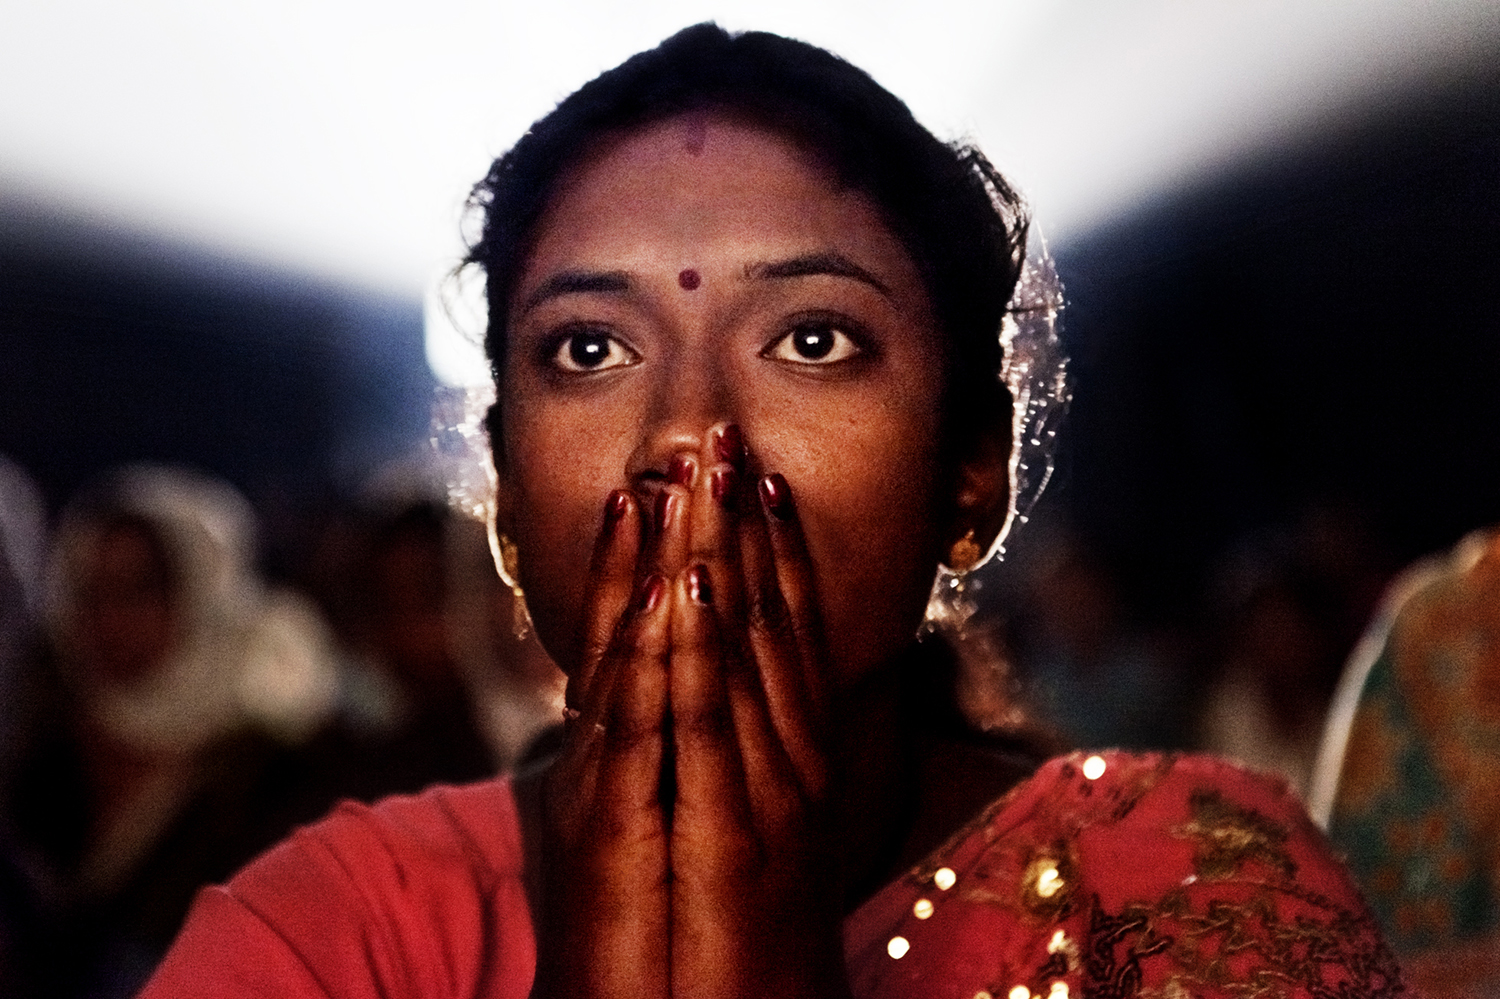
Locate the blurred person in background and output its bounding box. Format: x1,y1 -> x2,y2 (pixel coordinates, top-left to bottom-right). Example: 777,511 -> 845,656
445,512 -> 567,772
299,498 -> 562,806
1198,503 -> 1392,798
998,516 -> 1190,749
0,455 -> 48,786
0,464 -> 339,999
0,455 -> 49,997
1312,527 -> 1500,998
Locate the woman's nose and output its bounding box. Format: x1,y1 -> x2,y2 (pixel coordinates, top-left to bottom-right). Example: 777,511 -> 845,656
626,345 -> 733,483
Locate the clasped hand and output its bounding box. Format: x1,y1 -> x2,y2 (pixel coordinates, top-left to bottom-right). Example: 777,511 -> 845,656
532,425 -> 850,999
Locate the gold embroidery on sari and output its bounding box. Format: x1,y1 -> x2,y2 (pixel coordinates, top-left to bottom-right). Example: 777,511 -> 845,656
1172,790 -> 1296,882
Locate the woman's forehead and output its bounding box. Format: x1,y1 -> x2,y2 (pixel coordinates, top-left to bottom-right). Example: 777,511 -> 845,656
517,115 -> 924,298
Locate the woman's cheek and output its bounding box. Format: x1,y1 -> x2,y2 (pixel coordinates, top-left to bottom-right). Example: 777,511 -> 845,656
789,431 -> 947,685
504,422 -> 614,673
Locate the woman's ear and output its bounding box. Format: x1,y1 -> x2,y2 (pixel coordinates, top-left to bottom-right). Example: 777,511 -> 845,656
945,422 -> 1011,572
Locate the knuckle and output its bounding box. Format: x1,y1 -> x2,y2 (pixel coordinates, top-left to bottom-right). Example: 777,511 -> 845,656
763,794 -> 803,835
686,538 -> 728,567
629,618 -> 663,658
791,613 -> 825,652
605,713 -> 662,752
622,644 -> 654,680
719,829 -> 765,870
674,705 -> 734,741
583,632 -> 614,664
746,584 -> 792,637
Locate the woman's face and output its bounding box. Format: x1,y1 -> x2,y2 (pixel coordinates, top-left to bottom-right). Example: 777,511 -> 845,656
72,522 -> 178,686
495,115 -> 983,689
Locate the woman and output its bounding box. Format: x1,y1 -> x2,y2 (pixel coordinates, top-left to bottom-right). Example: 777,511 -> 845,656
143,25 -> 1402,998
4,465 -> 340,998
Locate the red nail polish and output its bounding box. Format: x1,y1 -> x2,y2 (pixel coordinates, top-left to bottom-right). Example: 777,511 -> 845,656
654,490 -> 675,532
639,573 -> 666,612
688,565 -> 713,605
713,424 -> 745,467
668,453 -> 694,486
711,467 -> 737,509
604,490 -> 629,531
759,473 -> 794,520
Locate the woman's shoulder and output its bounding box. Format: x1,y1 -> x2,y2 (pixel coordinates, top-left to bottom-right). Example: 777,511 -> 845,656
846,750 -> 1406,999
235,776 -> 526,897
140,778 -> 534,999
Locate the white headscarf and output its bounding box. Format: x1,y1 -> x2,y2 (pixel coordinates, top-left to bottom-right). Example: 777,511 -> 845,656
46,465 -> 337,754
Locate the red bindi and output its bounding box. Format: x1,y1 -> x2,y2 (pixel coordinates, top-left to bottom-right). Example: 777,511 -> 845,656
677,268 -> 701,291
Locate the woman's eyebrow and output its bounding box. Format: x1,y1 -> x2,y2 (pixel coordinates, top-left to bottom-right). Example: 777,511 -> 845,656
519,269 -> 632,315
744,251 -> 891,298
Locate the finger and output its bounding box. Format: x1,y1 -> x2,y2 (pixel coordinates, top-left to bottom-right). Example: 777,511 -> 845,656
687,425 -> 750,634
598,572 -> 671,836
539,573 -> 671,999
683,431 -> 818,823
722,630 -> 808,828
574,489 -> 642,709
736,454 -> 782,645
555,490 -> 643,815
728,463 -> 820,793
553,571 -> 666,820
734,457 -> 791,669
754,473 -> 831,789
757,473 -> 825,703
669,565 -> 753,833
650,479 -> 693,582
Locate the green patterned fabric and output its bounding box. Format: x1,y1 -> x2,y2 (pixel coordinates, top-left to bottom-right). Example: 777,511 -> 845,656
1327,531 -> 1500,954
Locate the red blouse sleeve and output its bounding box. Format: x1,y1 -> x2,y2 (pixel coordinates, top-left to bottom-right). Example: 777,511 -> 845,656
138,780 -> 535,999
844,751 -> 1407,999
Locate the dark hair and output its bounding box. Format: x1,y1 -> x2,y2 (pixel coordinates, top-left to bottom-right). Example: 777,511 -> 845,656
464,23 -> 1029,446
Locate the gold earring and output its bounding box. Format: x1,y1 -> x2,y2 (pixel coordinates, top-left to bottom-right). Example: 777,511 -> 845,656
487,514 -> 533,641
948,529 -> 982,573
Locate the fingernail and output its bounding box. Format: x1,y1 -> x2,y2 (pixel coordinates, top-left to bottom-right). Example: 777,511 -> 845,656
604,490 -> 630,532
637,573 -> 666,613
645,574 -> 666,612
667,453 -> 695,487
710,467 -> 738,509
759,473 -> 794,520
688,564 -> 713,605
713,424 -> 745,468
654,489 -> 677,533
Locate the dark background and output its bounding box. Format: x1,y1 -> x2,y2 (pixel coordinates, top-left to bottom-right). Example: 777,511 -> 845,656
0,200 -> 434,518
1038,59 -> 1500,621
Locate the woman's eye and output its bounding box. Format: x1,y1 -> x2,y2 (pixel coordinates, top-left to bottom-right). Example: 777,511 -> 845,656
551,329 -> 637,373
765,322 -> 862,365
